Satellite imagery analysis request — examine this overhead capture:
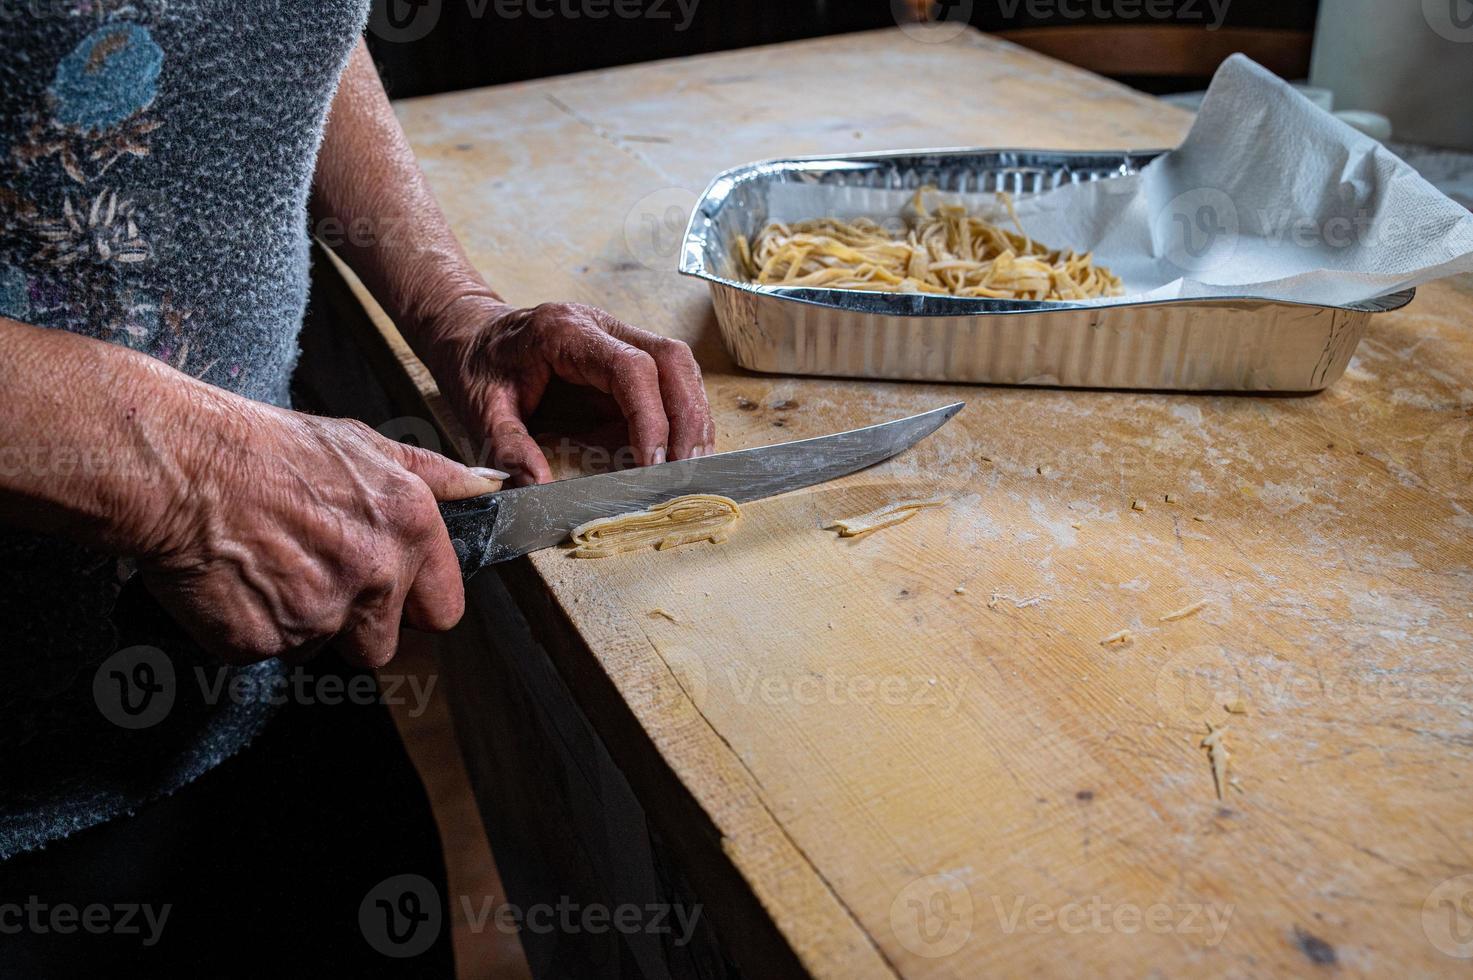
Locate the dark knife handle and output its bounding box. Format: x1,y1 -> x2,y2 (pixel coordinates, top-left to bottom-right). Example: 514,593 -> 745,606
438,493 -> 513,580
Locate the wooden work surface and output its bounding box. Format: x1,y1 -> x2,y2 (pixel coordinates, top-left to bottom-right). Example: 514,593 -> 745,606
353,27 -> 1473,977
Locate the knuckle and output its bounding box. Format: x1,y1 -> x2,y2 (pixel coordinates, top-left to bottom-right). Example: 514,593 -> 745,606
401,496 -> 441,540
421,585 -> 465,632
299,600 -> 352,643
613,346 -> 658,380
530,301 -> 576,328
335,547 -> 377,589
409,503 -> 450,551
394,442 -> 439,474
653,336 -> 690,359
490,417 -> 530,440
341,610 -> 398,669
358,571 -> 401,606
385,463 -> 430,499
662,340 -> 701,377
491,441 -> 531,472
377,501 -> 430,545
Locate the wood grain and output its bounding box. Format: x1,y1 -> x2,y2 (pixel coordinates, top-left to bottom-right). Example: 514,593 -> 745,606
344,27 -> 1473,976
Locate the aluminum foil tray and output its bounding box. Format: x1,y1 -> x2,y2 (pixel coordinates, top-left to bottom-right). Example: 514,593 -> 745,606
678,149 -> 1414,391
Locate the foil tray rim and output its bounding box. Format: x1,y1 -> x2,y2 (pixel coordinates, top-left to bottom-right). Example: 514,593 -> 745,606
678,146 -> 1416,317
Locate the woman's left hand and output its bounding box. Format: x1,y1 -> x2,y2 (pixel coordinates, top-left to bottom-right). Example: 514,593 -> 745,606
424,296 -> 716,485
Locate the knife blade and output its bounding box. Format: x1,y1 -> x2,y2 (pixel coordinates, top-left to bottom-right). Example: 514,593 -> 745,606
438,401 -> 964,578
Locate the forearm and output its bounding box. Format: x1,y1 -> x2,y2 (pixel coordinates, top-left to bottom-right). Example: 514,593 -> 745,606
310,40 -> 500,365
0,316 -> 230,557
308,40 -> 714,480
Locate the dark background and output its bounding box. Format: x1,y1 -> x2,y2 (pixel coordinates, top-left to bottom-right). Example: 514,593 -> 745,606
365,0 -> 1321,100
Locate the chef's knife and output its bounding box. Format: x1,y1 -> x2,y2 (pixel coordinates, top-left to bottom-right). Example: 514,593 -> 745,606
439,401 -> 964,578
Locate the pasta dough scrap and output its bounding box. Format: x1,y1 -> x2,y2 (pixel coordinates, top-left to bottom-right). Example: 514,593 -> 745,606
569,494 -> 741,559
1160,599 -> 1209,622
1201,723 -> 1231,801
824,496 -> 946,539
739,187 -> 1123,301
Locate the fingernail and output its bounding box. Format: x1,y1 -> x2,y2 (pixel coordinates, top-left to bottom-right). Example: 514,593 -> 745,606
470,466 -> 510,481
653,447 -> 667,465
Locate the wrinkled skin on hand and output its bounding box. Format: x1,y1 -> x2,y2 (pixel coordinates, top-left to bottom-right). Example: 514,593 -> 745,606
426,297 -> 717,485
139,403 -> 501,668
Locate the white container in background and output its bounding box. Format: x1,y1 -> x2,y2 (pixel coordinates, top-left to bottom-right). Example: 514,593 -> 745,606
1310,0 -> 1473,150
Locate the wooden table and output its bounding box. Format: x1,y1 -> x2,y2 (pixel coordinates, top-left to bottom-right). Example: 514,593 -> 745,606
321,26 -> 1473,978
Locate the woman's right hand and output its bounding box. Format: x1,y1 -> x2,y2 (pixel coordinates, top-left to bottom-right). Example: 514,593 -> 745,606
0,318 -> 498,668
137,400 -> 503,668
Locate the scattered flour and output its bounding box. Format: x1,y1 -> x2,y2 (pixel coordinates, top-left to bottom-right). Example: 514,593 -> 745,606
1028,498 -> 1078,549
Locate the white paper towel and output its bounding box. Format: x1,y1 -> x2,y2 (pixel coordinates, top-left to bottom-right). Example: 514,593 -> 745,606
1010,54 -> 1473,307
756,55 -> 1473,307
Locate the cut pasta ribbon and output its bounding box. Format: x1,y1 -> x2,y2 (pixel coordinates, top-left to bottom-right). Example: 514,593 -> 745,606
1160,599 -> 1209,622
569,494 -> 741,558
1201,723 -> 1231,801
739,187 -> 1123,301
824,496 -> 946,539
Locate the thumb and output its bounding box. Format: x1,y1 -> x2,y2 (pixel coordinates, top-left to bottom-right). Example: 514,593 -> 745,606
386,441 -> 506,500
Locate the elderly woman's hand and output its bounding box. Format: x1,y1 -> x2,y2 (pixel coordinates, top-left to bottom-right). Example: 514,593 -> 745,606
423,296 -> 716,485
138,398 -> 502,668
0,318 -> 502,671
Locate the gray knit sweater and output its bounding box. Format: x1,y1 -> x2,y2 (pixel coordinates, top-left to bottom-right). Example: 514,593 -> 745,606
0,0 -> 369,859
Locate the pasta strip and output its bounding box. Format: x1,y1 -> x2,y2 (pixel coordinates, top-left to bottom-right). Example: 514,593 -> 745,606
824,496 -> 947,539
1159,599 -> 1209,622
570,494 -> 741,559
739,187 -> 1122,302
1201,723 -> 1231,801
